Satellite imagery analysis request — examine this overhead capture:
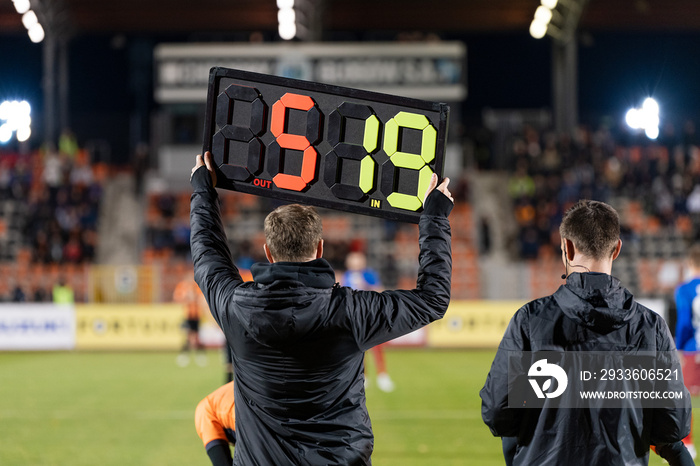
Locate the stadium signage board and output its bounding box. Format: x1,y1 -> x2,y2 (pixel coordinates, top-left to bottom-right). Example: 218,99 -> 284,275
202,67 -> 450,223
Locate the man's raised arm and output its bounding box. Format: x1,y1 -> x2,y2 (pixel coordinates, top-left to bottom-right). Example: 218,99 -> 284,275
189,152 -> 243,327
348,174 -> 454,350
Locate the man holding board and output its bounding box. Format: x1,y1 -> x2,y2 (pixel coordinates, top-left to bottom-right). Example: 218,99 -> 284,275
190,147 -> 452,463
191,67 -> 453,463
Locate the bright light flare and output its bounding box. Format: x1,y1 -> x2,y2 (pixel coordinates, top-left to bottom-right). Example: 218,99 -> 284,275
529,18 -> 548,39
276,0 -> 294,8
541,0 -> 558,8
0,100 -> 32,143
279,22 -> 296,40
278,7 -> 295,25
17,100 -> 30,115
0,124 -> 12,144
278,5 -> 296,40
16,126 -> 31,142
28,23 -> 44,43
645,125 -> 659,140
534,6 -> 553,23
625,109 -> 641,129
11,114 -> 31,131
21,10 -> 38,29
643,97 -> 659,114
12,0 -> 31,15
626,97 -> 660,139
0,101 -> 11,121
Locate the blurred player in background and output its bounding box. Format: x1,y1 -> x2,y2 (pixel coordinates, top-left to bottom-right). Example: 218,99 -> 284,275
195,381 -> 236,466
674,242 -> 700,457
190,151 -> 452,464
675,243 -> 700,353
52,276 -> 74,304
174,274 -> 207,367
342,250 -> 395,392
481,200 -> 692,465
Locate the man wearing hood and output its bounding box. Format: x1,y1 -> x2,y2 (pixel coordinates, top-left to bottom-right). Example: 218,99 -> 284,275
480,199 -> 692,465
189,151 -> 453,465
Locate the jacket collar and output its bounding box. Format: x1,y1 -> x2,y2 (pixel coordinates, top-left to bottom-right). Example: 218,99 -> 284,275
553,272 -> 636,330
250,258 -> 336,289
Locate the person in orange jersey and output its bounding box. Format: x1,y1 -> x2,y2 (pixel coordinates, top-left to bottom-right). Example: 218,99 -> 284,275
174,276 -> 207,367
195,382 -> 236,466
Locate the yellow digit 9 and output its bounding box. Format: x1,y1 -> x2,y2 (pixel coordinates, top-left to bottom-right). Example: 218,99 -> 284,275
382,112 -> 437,211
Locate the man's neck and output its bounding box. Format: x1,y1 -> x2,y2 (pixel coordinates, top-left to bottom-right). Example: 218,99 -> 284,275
568,259 -> 613,276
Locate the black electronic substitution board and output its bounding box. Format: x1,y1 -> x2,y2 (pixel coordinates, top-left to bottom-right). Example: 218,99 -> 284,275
202,67 -> 449,223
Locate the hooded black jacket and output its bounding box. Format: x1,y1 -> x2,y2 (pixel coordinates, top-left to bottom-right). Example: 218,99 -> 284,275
480,272 -> 692,466
190,166 -> 452,465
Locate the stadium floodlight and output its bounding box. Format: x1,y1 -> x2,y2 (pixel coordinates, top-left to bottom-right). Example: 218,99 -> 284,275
0,101 -> 11,121
0,100 -> 32,143
0,124 -> 12,144
18,100 -> 30,116
529,18 -> 549,39
4,100 -> 30,124
16,125 -> 31,142
27,23 -> 44,43
278,7 -> 296,24
276,0 -> 294,8
643,97 -> 659,115
279,22 -> 296,40
277,1 -> 297,41
645,125 -> 659,140
625,108 -> 640,129
13,113 -> 31,131
21,10 -> 38,29
625,97 -> 660,139
12,0 -> 31,15
534,6 -> 553,23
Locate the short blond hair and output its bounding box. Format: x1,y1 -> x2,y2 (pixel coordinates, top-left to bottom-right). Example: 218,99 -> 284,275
263,204 -> 322,262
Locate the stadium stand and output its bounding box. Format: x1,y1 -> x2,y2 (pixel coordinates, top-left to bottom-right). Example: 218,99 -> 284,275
501,121 -> 699,299
1,118 -> 699,303
0,144 -> 103,302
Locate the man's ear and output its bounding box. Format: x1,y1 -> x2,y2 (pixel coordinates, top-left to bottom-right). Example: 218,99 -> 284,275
564,238 -> 576,262
315,240 -> 324,259
611,239 -> 622,261
263,244 -> 275,264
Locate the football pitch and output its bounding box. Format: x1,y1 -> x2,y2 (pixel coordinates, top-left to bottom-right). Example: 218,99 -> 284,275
0,349 -> 688,465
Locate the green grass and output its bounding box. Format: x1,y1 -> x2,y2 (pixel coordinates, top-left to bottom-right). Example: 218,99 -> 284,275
0,349 -> 692,465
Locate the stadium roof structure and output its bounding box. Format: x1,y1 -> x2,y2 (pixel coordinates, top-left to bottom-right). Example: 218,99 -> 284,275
1,0 -> 700,37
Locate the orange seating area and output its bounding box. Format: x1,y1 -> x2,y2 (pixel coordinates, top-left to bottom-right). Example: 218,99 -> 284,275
0,258 -> 89,303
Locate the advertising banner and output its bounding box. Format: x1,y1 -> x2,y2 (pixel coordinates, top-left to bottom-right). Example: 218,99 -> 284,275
75,304 -> 184,350
155,42 -> 466,103
387,328 -> 427,347
0,304 -> 76,350
427,300 -> 525,348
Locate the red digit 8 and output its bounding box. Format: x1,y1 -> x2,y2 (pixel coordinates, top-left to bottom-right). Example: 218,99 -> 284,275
212,84 -> 266,182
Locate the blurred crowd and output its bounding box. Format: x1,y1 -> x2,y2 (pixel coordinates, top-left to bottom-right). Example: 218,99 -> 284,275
505,121 -> 700,259
0,129 -> 103,302
4,119 -> 700,301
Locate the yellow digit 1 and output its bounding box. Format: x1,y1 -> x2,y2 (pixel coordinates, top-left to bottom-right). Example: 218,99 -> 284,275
324,102 -> 379,201
383,112 -> 437,211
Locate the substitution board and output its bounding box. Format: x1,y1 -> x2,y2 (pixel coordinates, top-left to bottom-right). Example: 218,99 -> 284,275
202,67 -> 450,223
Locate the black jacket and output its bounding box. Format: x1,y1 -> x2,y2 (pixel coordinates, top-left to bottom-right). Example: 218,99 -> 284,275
480,272 -> 692,466
190,166 -> 452,465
